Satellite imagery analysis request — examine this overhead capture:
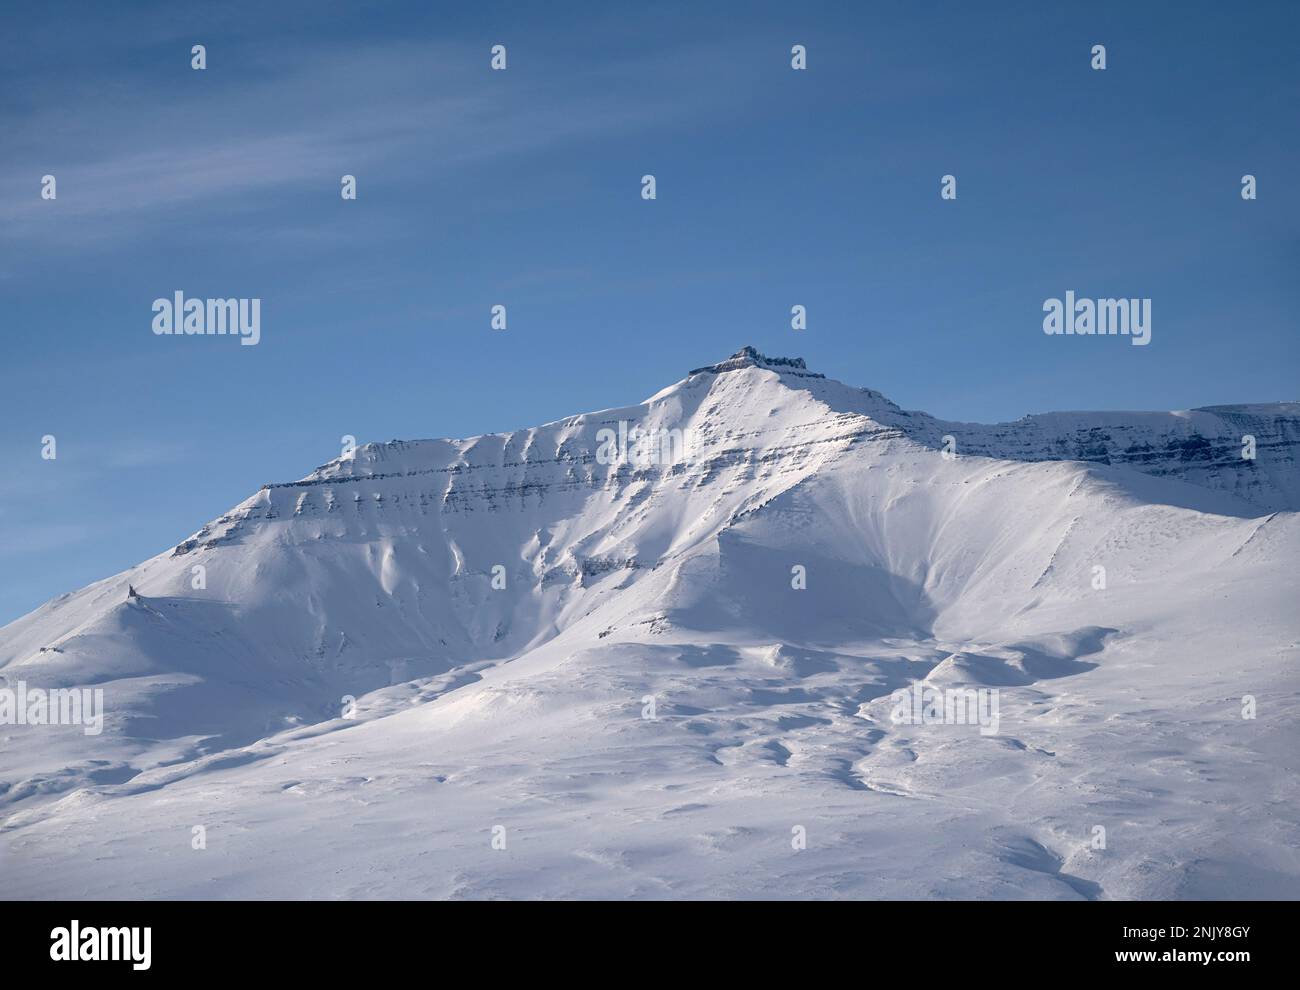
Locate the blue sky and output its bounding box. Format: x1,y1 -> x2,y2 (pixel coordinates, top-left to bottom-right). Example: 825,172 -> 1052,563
1,0 -> 1297,623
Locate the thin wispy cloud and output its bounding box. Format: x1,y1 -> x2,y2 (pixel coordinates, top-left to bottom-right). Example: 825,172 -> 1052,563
1,37 -> 762,256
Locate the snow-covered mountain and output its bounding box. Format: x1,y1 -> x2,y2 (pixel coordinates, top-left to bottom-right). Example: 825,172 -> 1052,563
3,348 -> 1298,899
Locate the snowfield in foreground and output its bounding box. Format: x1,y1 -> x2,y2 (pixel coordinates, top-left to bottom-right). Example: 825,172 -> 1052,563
2,347 -> 1298,899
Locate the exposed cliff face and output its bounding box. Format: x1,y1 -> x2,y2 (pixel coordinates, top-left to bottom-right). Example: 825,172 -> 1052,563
929,404 -> 1300,513
3,349 -> 1298,898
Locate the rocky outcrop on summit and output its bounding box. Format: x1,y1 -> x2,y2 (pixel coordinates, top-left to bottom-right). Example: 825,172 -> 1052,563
689,346 -> 824,378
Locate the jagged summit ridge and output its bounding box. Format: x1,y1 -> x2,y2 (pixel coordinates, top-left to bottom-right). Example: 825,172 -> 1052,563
689,345 -> 824,378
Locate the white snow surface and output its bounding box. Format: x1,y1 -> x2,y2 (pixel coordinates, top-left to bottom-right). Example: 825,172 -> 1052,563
2,348 -> 1298,899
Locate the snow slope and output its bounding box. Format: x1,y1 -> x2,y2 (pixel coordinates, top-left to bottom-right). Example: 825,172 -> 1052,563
3,347 -> 1298,899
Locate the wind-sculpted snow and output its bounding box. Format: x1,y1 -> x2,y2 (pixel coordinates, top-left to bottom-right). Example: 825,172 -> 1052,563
2,349 -> 1298,899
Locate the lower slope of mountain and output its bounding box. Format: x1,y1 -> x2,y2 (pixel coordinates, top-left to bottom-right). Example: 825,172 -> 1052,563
3,348 -> 1298,899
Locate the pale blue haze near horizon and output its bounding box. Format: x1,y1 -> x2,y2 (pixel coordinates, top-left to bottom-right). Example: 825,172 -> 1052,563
1,0 -> 1297,623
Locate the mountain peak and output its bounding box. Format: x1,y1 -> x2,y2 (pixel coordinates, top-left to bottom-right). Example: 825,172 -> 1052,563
689,346 -> 823,378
